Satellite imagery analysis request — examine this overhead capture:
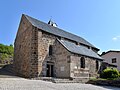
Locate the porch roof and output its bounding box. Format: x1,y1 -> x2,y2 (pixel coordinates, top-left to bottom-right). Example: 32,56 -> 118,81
57,39 -> 103,60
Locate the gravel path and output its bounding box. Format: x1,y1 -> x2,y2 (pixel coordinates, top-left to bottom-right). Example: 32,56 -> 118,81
0,68 -> 119,90
0,78 -> 119,90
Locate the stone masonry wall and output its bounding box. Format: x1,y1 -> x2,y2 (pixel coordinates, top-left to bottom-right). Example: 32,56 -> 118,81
53,40 -> 71,78
29,27 -> 39,78
37,31 -> 56,76
14,15 -> 33,77
70,54 -> 101,78
14,15 -> 40,78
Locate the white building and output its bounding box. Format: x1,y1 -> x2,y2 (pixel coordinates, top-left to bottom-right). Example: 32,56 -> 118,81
101,50 -> 120,71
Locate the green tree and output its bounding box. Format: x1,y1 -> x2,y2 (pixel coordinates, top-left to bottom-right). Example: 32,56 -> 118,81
0,43 -> 14,64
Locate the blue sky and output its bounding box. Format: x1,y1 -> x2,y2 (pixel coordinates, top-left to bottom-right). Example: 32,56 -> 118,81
0,0 -> 120,53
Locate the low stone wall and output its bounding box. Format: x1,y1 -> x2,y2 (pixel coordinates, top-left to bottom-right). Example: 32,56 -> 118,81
87,79 -> 120,87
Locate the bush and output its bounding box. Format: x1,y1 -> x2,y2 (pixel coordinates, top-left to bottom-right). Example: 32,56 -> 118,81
0,43 -> 14,64
101,68 -> 120,79
0,44 -> 14,56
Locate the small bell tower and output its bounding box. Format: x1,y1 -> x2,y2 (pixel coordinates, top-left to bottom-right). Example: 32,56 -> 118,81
48,19 -> 57,27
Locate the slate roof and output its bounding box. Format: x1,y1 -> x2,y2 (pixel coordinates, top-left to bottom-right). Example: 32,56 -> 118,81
101,50 -> 120,56
24,14 -> 98,49
58,39 -> 103,60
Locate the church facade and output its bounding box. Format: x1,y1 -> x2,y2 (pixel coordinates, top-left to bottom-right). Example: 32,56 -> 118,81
14,14 -> 103,80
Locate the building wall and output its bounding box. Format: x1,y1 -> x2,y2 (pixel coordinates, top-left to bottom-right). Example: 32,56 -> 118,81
14,15 -> 34,77
14,15 -> 41,78
70,54 -> 101,78
29,27 -> 39,78
37,31 -> 56,76
101,52 -> 120,71
53,40 -> 101,78
53,40 -> 71,78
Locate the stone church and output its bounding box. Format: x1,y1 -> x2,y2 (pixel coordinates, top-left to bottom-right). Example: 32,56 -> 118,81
14,14 -> 103,80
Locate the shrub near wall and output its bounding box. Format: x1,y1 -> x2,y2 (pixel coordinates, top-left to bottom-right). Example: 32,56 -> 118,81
100,68 -> 120,79
87,68 -> 120,87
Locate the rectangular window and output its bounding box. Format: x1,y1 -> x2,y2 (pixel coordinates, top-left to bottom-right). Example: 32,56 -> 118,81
112,58 -> 117,63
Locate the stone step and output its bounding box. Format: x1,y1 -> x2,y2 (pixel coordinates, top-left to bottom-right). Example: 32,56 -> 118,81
53,78 -> 88,83
33,77 -> 89,83
53,79 -> 82,83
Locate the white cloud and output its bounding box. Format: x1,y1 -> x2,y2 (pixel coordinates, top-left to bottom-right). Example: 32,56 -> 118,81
112,37 -> 117,41
112,36 -> 120,41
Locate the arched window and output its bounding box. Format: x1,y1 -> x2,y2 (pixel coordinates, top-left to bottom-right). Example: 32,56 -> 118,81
49,45 -> 52,55
80,57 -> 85,68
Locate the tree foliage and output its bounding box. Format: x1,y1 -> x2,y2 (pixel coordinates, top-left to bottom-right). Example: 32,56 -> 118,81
0,44 -> 14,55
0,43 -> 14,64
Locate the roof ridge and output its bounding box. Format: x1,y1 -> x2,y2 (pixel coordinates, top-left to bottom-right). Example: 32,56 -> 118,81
24,14 -> 87,39
23,14 -> 97,49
